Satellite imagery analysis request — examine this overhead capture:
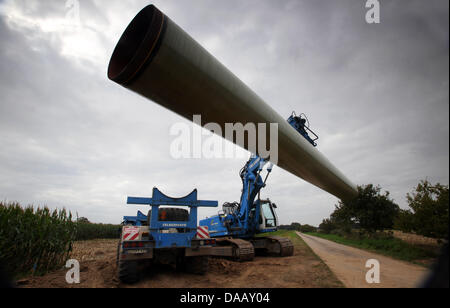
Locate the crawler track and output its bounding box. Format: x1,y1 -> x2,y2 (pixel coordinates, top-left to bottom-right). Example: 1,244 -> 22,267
216,238 -> 255,261
266,236 -> 294,257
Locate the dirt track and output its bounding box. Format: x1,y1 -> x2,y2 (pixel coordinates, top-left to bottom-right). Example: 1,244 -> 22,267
19,233 -> 343,288
297,232 -> 430,288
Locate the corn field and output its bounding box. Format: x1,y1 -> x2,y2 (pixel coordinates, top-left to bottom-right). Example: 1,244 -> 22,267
75,222 -> 120,241
0,202 -> 121,279
0,202 -> 76,278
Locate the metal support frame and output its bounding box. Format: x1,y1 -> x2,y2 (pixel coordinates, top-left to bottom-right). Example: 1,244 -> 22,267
126,187 -> 218,249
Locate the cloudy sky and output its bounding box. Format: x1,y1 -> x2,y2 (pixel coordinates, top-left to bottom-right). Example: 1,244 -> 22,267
0,0 -> 448,226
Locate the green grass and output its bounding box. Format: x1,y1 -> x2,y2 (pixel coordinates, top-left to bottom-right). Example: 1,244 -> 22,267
256,230 -> 311,252
256,229 -> 300,241
305,232 -> 439,266
256,230 -> 315,250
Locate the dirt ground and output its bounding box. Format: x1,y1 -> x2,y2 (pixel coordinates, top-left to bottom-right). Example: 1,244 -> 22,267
297,232 -> 430,288
18,233 -> 343,288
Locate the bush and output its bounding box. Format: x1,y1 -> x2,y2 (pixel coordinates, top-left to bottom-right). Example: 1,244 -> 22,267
330,228 -> 350,238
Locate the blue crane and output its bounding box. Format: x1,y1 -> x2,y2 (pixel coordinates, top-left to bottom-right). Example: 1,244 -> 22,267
199,112 -> 318,260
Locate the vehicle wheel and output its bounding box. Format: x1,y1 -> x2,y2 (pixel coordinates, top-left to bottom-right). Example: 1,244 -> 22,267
176,256 -> 187,272
118,260 -> 139,284
116,239 -> 122,267
116,228 -> 123,267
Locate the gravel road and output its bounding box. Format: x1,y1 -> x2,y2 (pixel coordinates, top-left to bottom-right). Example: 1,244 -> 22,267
297,232 -> 430,288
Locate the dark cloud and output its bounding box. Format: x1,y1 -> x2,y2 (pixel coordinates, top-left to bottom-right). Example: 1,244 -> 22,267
0,0 -> 448,225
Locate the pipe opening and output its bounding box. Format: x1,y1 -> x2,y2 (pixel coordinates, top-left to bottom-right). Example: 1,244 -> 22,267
108,5 -> 164,84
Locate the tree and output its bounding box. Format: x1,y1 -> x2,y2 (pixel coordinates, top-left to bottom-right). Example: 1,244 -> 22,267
290,222 -> 302,231
319,218 -> 337,234
299,224 -> 317,233
277,222 -> 316,232
396,180 -> 449,239
331,184 -> 400,234
394,209 -> 414,233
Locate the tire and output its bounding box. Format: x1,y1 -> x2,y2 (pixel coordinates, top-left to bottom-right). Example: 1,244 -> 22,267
116,238 -> 122,267
116,228 -> 124,267
118,260 -> 139,284
176,255 -> 187,272
147,208 -> 189,226
185,256 -> 209,275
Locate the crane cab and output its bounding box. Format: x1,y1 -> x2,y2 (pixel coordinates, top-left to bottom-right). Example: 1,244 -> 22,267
257,199 -> 279,233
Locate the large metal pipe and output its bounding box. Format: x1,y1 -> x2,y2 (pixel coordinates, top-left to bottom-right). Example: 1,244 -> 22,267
108,5 -> 358,201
